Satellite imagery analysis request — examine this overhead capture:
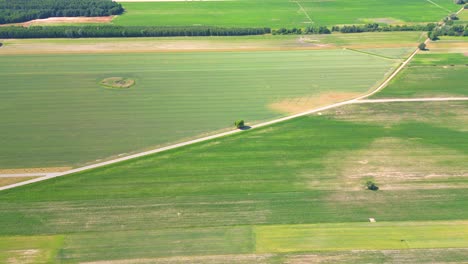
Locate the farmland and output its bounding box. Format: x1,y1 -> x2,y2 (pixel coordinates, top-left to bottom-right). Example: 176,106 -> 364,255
0,48 -> 400,169
1,100 -> 467,262
373,52 -> 468,98
113,0 -> 461,28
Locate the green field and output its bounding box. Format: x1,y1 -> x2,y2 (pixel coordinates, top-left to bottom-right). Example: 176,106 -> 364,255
0,49 -> 399,169
113,0 -> 460,28
373,53 -> 468,98
1,100 -> 467,262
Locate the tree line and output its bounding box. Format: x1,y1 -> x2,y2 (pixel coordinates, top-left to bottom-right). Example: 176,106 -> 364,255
0,0 -> 123,24
0,26 -> 271,38
428,24 -> 468,39
273,23 -> 440,35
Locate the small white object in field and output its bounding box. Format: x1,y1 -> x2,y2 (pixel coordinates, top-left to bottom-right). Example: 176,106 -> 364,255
177,212 -> 181,216
369,218 -> 376,222
318,112 -> 322,115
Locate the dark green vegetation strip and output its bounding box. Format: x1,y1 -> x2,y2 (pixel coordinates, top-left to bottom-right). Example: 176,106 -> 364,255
373,53 -> 468,98
0,26 -> 271,39
0,101 -> 467,262
0,50 -> 396,168
0,0 -> 123,24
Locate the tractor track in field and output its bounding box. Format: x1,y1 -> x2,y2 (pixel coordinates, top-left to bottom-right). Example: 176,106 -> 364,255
1,26 -> 467,191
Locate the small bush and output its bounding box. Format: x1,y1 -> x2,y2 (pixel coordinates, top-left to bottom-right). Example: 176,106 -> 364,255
234,120 -> 245,129
418,42 -> 427,50
366,181 -> 379,191
0,42 -> 3,47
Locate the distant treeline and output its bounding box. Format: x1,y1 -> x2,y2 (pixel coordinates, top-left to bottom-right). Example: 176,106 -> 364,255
273,23 -> 441,35
0,0 -> 123,24
0,26 -> 272,38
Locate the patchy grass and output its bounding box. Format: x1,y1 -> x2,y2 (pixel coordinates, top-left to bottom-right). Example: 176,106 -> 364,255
0,235 -> 63,264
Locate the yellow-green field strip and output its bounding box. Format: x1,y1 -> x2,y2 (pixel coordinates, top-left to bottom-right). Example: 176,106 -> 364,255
0,47 -> 438,192
255,221 -> 468,253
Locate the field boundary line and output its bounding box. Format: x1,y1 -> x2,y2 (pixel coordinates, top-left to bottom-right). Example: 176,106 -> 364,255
356,97 -> 468,103
424,0 -> 452,13
345,48 -> 400,60
293,1 -> 314,24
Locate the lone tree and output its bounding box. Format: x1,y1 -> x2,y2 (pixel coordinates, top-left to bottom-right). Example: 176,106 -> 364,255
234,119 -> 245,129
366,180 -> 379,191
0,42 -> 3,48
418,42 -> 427,50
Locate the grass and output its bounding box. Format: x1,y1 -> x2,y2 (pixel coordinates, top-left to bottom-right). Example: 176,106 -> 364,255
113,0 -> 460,28
0,49 -> 397,169
256,221 -> 468,253
372,53 -> 468,98
0,235 -> 63,263
0,101 -> 466,262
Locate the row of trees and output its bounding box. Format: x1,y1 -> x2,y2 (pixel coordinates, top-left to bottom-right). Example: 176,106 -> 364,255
0,0 -> 123,24
272,23 -> 440,35
428,24 -> 468,40
272,26 -> 331,35
0,26 -> 271,38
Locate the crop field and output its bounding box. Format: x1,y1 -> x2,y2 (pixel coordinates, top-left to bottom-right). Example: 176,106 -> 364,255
373,52 -> 468,98
0,48 -> 400,169
0,31 -> 425,55
113,0 -> 461,28
0,100 -> 467,262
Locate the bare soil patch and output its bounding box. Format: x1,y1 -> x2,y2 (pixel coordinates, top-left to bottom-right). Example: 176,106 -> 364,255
269,92 -> 361,115
0,167 -> 71,174
0,16 -> 113,27
82,254 -> 273,264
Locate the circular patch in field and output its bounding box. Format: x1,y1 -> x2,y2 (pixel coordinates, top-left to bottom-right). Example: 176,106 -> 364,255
100,77 -> 135,89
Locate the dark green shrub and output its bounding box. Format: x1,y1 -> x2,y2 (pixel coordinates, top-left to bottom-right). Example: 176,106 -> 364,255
366,181 -> 379,191
418,42 -> 427,50
234,120 -> 245,129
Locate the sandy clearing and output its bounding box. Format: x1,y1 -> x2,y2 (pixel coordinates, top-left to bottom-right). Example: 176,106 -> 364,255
0,16 -> 113,27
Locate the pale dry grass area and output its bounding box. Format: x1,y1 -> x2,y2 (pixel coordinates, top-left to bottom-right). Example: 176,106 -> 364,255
0,167 -> 71,174
269,92 -> 361,115
327,102 -> 468,132
0,177 -> 37,187
335,137 -> 468,190
425,41 -> 468,54
82,254 -> 273,264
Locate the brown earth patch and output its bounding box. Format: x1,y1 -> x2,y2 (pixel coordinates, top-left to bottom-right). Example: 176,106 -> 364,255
0,177 -> 37,187
82,254 -> 273,264
269,92 -> 361,115
0,16 -> 113,27
0,167 -> 71,174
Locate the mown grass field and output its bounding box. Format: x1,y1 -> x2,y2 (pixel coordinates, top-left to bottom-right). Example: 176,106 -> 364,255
0,49 -> 398,169
113,0 -> 460,27
0,100 -> 467,263
373,53 -> 468,98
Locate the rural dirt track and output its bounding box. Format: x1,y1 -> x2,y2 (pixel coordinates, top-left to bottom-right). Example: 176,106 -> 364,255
1,33 -> 467,191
